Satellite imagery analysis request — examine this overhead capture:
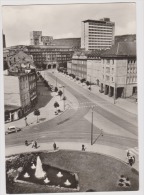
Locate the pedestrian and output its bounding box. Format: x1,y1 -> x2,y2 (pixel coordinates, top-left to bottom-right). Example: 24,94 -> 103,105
34,141 -> 37,149
53,142 -> 57,150
24,117 -> 28,126
132,155 -> 135,164
127,150 -> 130,157
32,140 -> 35,148
82,144 -> 86,151
129,157 -> 133,166
25,140 -> 28,146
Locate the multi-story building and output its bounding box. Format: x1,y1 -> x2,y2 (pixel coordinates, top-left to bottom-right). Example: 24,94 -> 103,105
4,72 -> 37,122
30,31 -> 43,45
30,31 -> 54,46
26,45 -> 74,69
3,33 -> 6,48
100,41 -> 137,99
28,72 -> 37,107
81,18 -> 115,51
68,41 -> 137,99
69,51 -> 88,79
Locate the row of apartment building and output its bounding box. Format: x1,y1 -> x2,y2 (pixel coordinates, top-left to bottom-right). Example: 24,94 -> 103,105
4,71 -> 37,122
67,41 -> 137,99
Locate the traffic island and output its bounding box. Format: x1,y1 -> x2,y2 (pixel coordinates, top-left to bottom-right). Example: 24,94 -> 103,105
6,150 -> 139,193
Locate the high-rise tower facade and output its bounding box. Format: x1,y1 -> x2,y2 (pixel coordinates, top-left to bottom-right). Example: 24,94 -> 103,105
81,18 -> 115,50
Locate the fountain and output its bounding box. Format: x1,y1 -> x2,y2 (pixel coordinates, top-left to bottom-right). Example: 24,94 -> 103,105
35,156 -> 46,178
31,163 -> 36,169
44,177 -> 50,184
64,179 -> 71,186
57,172 -> 63,177
24,172 -> 30,178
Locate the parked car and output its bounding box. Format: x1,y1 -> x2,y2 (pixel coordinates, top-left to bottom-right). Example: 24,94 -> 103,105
5,126 -> 21,135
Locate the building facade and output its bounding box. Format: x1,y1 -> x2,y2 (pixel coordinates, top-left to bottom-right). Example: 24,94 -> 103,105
101,42 -> 137,99
68,42 -> 137,99
4,72 -> 37,122
28,72 -> 37,107
81,18 -> 115,51
69,51 -> 88,79
26,45 -> 74,69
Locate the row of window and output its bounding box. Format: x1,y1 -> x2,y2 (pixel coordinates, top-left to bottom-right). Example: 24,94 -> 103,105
89,29 -> 113,32
89,37 -> 112,40
127,60 -> 136,64
30,83 -> 36,89
89,34 -> 112,37
89,23 -> 114,26
89,31 -> 112,34
88,25 -> 113,29
29,49 -> 72,52
127,77 -> 137,83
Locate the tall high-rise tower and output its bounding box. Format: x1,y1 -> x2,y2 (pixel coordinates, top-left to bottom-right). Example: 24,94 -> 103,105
30,31 -> 42,45
81,18 -> 115,50
3,33 -> 6,48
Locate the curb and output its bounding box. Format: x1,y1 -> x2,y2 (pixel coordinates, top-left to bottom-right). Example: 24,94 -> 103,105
5,147 -> 139,172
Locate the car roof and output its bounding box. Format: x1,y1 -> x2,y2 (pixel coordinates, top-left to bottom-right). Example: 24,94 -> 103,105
8,126 -> 16,128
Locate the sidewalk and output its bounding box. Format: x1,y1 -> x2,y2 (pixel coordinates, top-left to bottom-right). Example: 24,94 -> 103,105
59,72 -> 137,115
5,78 -> 79,130
5,142 -> 139,171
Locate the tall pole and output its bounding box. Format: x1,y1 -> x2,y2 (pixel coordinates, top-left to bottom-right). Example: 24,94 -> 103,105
91,106 -> 94,145
62,86 -> 65,110
56,75 -> 57,87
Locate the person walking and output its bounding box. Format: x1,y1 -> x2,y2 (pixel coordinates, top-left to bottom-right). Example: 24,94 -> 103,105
82,144 -> 86,151
53,142 -> 57,150
34,141 -> 38,149
127,150 -> 130,157
25,140 -> 28,146
24,117 -> 28,126
128,157 -> 133,166
32,140 -> 35,148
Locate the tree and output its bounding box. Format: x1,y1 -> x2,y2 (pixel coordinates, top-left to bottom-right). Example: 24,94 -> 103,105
76,77 -> 79,81
58,90 -> 63,99
34,109 -> 40,123
55,87 -> 58,92
86,81 -> 90,86
54,101 -> 59,111
62,96 -> 66,110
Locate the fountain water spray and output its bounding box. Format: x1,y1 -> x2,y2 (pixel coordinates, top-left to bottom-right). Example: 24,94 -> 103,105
35,156 -> 46,178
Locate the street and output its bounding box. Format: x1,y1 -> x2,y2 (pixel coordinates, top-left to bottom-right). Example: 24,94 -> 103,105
5,70 -> 138,156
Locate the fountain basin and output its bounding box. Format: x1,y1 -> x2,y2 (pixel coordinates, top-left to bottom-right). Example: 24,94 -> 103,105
16,159 -> 79,189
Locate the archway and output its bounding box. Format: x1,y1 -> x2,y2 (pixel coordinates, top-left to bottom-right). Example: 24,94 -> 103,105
48,65 -> 51,69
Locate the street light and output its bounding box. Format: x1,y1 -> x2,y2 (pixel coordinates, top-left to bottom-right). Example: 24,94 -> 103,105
59,85 -> 66,110
52,71 -> 57,87
91,106 -> 103,145
91,106 -> 94,145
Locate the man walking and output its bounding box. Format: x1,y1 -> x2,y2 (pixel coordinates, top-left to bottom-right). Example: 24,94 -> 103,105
53,142 -> 57,150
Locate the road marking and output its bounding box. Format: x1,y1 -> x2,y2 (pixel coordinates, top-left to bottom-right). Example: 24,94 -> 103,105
41,135 -> 46,138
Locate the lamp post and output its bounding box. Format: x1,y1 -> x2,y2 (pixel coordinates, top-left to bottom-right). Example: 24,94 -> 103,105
91,106 -> 94,145
52,71 -> 57,87
60,85 -> 65,110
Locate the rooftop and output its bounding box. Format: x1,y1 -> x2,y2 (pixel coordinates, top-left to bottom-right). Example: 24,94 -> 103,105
82,18 -> 114,24
102,42 -> 136,58
73,49 -> 106,58
53,38 -> 81,49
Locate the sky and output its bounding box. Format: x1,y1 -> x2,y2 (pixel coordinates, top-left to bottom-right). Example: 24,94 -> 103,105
2,3 -> 136,47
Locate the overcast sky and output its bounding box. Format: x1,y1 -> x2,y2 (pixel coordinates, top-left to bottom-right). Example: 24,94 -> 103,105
2,3 -> 136,47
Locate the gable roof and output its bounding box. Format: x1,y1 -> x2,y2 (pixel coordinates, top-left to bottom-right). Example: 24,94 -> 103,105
102,42 -> 136,58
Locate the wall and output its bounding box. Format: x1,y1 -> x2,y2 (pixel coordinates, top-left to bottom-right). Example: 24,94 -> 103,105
4,76 -> 21,107
19,74 -> 31,113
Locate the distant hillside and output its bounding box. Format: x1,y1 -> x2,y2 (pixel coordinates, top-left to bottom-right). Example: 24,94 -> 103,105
114,34 -> 136,44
